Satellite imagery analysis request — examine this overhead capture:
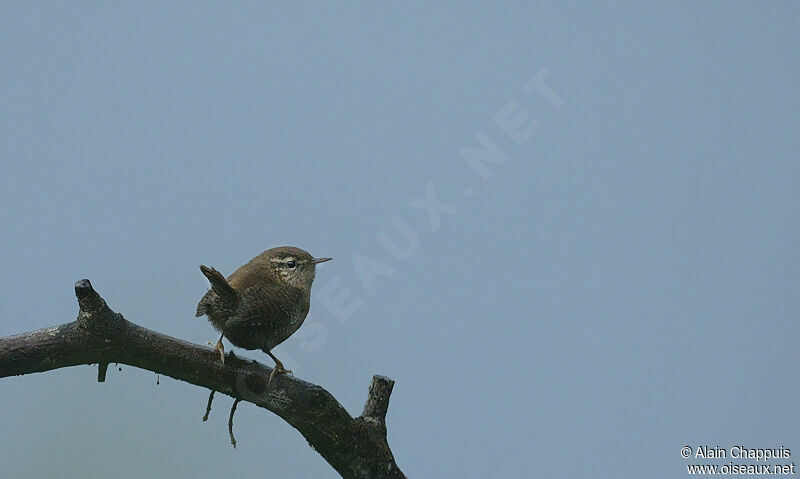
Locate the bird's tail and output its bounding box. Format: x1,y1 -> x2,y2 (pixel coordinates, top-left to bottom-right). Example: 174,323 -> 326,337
196,265 -> 237,317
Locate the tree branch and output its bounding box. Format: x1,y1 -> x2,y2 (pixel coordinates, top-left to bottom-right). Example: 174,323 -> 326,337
361,375 -> 395,437
0,279 -> 405,479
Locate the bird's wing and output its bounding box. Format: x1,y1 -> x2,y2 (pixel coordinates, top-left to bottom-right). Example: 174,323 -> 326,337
225,283 -> 307,330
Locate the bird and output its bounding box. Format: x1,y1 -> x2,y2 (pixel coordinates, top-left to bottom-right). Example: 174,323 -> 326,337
195,246 -> 332,384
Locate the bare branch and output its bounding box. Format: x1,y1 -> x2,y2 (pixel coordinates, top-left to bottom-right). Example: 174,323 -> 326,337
0,279 -> 405,479
361,375 -> 396,436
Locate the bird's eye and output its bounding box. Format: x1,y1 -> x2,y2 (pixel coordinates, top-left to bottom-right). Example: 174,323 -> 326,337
286,260 -> 297,268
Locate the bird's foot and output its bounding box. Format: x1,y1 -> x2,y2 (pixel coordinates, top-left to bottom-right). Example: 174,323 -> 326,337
206,338 -> 225,364
265,351 -> 292,387
267,363 -> 293,387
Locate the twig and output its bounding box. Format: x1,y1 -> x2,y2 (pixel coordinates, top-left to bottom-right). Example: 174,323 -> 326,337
203,389 -> 216,422
97,362 -> 109,383
228,398 -> 242,448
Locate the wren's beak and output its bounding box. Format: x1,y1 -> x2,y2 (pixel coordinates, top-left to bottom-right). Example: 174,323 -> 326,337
312,257 -> 333,264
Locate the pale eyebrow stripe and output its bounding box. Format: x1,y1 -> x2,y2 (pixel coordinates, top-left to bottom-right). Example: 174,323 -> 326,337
269,257 -> 296,263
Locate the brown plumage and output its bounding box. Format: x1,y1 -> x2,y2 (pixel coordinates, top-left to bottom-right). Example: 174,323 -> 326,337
196,246 -> 331,382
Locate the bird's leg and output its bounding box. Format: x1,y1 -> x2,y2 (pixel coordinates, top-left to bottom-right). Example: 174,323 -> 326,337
266,350 -> 293,386
205,334 -> 225,364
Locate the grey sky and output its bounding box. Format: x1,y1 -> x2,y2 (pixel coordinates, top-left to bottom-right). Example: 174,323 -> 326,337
1,2 -> 798,478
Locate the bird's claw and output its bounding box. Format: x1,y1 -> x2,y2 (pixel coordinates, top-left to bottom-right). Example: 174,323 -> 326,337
206,339 -> 225,364
267,366 -> 292,387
